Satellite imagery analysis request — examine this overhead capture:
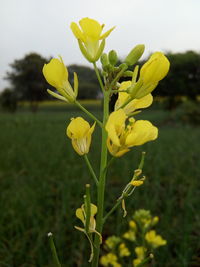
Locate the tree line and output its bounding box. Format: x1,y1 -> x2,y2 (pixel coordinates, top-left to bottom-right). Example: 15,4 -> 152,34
1,50 -> 200,111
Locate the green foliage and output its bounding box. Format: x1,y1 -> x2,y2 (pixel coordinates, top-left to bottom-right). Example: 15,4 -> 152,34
154,51 -> 200,104
0,88 -> 17,112
68,65 -> 101,99
0,109 -> 199,266
5,53 -> 50,108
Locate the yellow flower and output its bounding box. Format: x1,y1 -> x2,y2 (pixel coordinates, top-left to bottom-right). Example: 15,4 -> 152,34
133,246 -> 146,266
145,230 -> 167,248
123,230 -> 136,241
129,52 -> 170,99
66,117 -> 95,156
100,253 -> 121,267
76,203 -> 97,232
43,57 -> 78,102
129,220 -> 137,230
105,236 -> 121,250
114,81 -> 153,115
71,17 -> 115,62
105,109 -> 158,157
119,243 -> 130,257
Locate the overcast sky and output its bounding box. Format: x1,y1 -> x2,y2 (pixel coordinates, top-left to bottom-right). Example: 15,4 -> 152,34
1,0 -> 200,91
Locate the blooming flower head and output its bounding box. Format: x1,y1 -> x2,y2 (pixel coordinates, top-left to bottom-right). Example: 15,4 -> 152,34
71,17 -> 115,62
119,243 -> 130,257
105,109 -> 158,157
43,56 -> 78,102
66,117 -> 95,156
114,81 -> 153,115
129,52 -> 170,99
145,230 -> 167,248
133,246 -> 146,267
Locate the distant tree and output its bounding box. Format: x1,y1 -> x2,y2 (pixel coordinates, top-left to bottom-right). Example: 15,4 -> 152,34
154,51 -> 200,108
5,53 -> 50,111
0,88 -> 17,112
68,64 -> 100,99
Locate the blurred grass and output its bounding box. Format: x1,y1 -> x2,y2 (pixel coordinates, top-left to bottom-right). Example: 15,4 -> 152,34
0,106 -> 199,266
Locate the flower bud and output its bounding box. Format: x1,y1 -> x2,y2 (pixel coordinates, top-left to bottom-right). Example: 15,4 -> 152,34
108,50 -> 118,66
125,44 -> 145,66
100,53 -> 109,68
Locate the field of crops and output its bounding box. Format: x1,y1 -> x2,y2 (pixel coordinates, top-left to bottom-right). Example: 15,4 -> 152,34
0,104 -> 199,266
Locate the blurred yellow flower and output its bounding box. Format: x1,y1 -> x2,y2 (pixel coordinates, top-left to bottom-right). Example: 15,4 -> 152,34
119,243 -> 130,257
43,57 -> 78,102
133,246 -> 146,267
130,180 -> 144,187
66,117 -> 95,156
100,253 -> 121,267
105,109 -> 158,157
71,17 -> 115,62
115,81 -> 153,115
145,230 -> 167,248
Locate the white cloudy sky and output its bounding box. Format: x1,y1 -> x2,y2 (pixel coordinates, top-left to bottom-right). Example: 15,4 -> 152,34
1,0 -> 200,91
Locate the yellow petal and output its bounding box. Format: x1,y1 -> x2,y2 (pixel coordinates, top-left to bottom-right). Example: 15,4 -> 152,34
79,17 -> 102,40
124,94 -> 153,114
140,52 -> 170,84
76,208 -> 85,224
67,117 -> 90,139
105,109 -> 127,146
125,120 -> 158,147
43,58 -> 68,89
70,22 -> 85,42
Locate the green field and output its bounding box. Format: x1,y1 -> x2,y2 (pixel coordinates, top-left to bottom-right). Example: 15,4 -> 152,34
0,106 -> 199,266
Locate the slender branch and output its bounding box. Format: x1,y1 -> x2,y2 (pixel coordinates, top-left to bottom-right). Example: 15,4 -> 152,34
103,199 -> 121,224
47,232 -> 62,267
84,155 -> 99,186
93,62 -> 105,92
74,100 -> 102,128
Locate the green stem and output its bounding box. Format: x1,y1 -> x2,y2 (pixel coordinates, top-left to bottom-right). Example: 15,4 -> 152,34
91,91 -> 109,267
75,100 -> 102,128
108,65 -> 128,91
84,155 -> 99,186
48,232 -> 61,267
93,62 -> 105,92
103,199 -> 121,224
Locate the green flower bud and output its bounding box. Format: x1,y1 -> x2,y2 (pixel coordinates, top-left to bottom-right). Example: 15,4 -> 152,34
108,50 -> 118,66
125,44 -> 145,66
100,53 -> 109,67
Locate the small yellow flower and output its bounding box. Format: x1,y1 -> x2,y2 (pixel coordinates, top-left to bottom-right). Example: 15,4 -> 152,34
129,220 -> 137,230
100,253 -> 121,267
133,246 -> 146,266
123,230 -> 136,241
43,57 -> 78,102
66,117 -> 95,156
114,81 -> 153,115
105,109 -> 158,157
105,236 -> 121,250
129,52 -> 170,99
133,258 -> 142,267
71,17 -> 115,62
119,243 -> 130,257
145,230 -> 167,248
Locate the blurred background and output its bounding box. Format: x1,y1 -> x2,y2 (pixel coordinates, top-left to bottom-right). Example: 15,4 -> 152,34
0,0 -> 200,266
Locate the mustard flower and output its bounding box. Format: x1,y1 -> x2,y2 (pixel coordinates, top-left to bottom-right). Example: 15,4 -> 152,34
43,56 -> 78,102
133,246 -> 146,267
66,117 -> 95,156
105,109 -> 158,157
115,81 -> 153,115
71,17 -> 115,62
129,52 -> 170,99
145,230 -> 167,248
100,253 -> 121,267
118,243 -> 130,257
